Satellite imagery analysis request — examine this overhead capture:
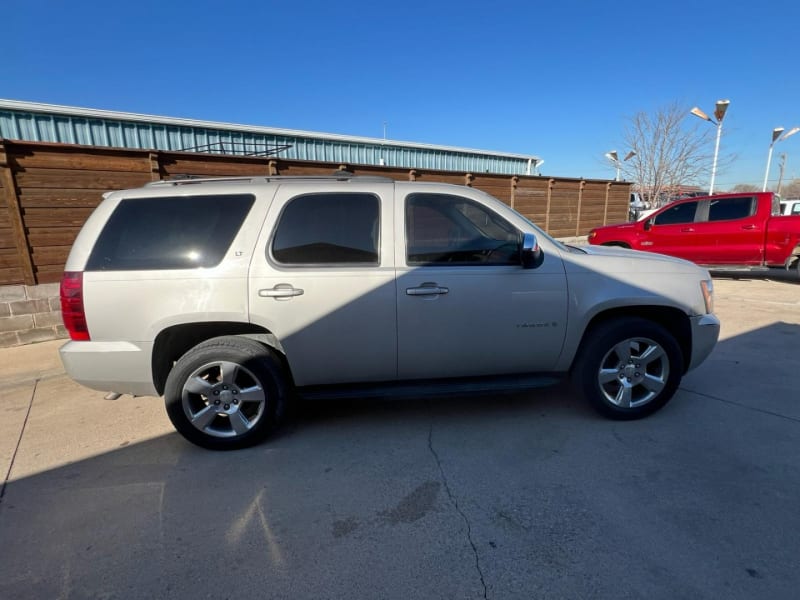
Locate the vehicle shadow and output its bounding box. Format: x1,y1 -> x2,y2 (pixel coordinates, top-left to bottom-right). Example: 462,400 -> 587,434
0,381 -> 589,600
710,269 -> 800,284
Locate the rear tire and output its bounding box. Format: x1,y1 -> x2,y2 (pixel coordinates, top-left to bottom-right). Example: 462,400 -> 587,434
164,336 -> 288,450
572,318 -> 683,420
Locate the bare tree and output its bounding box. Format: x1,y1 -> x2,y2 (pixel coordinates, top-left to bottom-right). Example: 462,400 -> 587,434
617,102 -> 729,207
780,178 -> 800,198
730,183 -> 760,193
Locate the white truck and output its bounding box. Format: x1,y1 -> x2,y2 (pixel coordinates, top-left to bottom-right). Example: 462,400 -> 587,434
780,199 -> 800,216
59,175 -> 720,449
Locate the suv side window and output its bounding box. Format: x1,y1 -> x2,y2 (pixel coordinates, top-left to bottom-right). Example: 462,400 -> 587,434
653,201 -> 698,225
708,197 -> 754,221
271,193 -> 379,265
406,193 -> 520,266
86,194 -> 254,271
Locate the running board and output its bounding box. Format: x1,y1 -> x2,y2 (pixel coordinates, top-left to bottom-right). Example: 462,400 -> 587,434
297,374 -> 562,401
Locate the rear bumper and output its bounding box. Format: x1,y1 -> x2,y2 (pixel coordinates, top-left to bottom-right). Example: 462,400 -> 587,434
687,313 -> 720,372
59,340 -> 158,397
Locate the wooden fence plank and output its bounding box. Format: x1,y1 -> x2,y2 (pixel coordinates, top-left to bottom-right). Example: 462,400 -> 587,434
161,158 -> 270,177
33,264 -> 64,284
15,168 -> 152,190
23,207 -> 95,227
13,150 -> 152,173
0,267 -> 24,285
27,227 -> 82,247
0,228 -> 16,249
0,249 -> 21,269
31,245 -> 71,266
20,186 -> 105,209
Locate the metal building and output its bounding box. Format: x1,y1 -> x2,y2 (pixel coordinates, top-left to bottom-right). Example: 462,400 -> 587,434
0,99 -> 542,176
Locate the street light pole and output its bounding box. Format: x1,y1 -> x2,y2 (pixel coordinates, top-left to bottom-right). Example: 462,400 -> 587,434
605,150 -> 620,181
709,100 -> 730,195
762,128 -> 784,192
690,99 -> 730,195
762,127 -> 800,192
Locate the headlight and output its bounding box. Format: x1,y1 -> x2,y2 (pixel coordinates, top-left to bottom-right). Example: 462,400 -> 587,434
700,279 -> 714,314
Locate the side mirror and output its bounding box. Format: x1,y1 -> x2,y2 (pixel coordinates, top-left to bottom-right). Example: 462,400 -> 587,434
520,233 -> 544,269
643,220 -> 653,231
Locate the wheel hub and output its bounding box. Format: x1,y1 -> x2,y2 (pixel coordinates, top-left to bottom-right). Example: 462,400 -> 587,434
619,361 -> 643,384
211,385 -> 240,413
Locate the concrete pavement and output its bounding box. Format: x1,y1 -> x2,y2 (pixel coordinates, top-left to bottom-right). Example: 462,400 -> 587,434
1,276 -> 799,599
1,340 -> 175,486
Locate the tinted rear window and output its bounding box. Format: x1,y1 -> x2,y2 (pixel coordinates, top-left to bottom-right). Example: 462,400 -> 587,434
708,197 -> 754,221
271,193 -> 380,265
86,194 -> 254,271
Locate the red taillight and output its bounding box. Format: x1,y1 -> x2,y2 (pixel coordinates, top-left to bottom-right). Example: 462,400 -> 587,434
60,271 -> 90,341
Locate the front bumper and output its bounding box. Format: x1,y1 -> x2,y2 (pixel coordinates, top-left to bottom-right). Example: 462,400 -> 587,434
687,313 -> 721,372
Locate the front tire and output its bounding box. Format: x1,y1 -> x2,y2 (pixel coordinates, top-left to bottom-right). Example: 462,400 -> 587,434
164,336 -> 288,450
573,318 -> 683,420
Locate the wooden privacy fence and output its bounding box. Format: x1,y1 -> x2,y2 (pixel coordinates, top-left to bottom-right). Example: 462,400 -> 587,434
0,139 -> 631,286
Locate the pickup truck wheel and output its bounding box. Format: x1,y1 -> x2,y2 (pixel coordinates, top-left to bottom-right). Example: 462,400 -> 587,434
164,336 -> 288,450
573,318 -> 683,420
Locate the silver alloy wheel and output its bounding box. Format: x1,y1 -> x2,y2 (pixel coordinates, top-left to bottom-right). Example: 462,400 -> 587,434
596,337 -> 669,408
180,360 -> 266,438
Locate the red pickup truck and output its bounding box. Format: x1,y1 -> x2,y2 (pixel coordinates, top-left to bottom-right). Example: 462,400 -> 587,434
588,192 -> 800,274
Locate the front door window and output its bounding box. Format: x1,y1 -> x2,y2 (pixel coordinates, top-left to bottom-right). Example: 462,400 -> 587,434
406,193 -> 520,266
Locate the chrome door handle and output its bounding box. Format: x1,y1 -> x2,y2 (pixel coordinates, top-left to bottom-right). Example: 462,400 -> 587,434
259,285 -> 304,299
406,285 -> 449,296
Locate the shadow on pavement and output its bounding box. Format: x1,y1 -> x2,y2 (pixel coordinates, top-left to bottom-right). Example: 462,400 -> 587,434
710,269 -> 800,284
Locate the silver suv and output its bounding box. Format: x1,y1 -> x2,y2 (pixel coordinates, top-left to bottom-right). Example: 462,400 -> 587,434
60,175 -> 720,449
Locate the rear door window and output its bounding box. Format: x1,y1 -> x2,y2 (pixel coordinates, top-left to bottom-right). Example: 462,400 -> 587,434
708,197 -> 755,221
86,194 -> 254,270
271,193 -> 380,265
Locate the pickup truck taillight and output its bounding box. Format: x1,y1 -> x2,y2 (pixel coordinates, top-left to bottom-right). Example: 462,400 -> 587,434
60,271 -> 90,341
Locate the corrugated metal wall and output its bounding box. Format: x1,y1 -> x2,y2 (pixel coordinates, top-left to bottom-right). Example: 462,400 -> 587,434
0,101 -> 540,176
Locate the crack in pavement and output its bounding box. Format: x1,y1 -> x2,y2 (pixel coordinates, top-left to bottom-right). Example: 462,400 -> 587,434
3,370 -> 64,388
1,379 -> 38,504
428,422 -> 488,600
681,386 -> 800,424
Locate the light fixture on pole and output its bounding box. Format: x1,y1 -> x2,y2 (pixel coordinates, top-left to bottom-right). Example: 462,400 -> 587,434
605,149 -> 636,181
690,99 -> 730,194
762,126 -> 800,191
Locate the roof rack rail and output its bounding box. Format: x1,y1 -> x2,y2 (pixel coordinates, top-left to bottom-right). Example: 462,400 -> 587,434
145,173 -> 395,187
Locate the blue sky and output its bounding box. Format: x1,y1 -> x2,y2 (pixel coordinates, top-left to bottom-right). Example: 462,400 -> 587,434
4,0 -> 799,188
